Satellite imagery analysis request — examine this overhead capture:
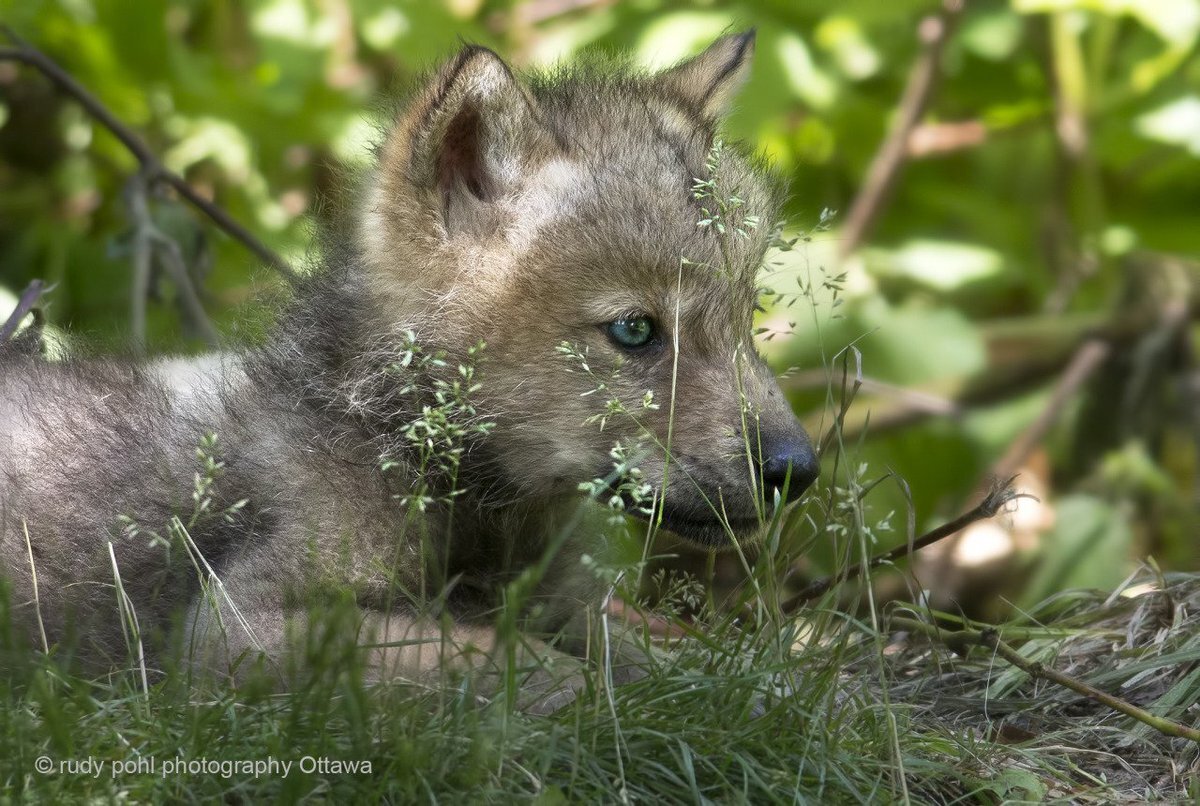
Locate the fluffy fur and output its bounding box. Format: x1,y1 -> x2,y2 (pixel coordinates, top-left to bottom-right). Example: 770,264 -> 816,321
0,33 -> 818,708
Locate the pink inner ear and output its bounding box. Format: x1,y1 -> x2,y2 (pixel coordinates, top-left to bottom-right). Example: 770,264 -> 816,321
436,104 -> 493,202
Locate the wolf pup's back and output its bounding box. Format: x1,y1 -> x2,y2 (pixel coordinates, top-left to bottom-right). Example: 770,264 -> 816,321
0,353 -> 221,661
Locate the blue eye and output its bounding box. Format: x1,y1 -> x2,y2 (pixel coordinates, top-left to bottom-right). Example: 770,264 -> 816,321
607,316 -> 656,349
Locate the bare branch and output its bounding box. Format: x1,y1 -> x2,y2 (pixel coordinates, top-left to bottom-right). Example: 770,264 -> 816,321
124,172 -> 221,351
152,232 -> 222,345
836,0 -> 964,260
784,477 -> 1031,609
991,337 -> 1110,480
0,27 -> 296,282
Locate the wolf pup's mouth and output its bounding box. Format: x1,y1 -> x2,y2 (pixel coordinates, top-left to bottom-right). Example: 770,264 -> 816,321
598,480 -> 770,545
650,503 -> 765,546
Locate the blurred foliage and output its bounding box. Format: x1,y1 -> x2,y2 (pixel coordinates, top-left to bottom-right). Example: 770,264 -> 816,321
1,0 -> 1199,608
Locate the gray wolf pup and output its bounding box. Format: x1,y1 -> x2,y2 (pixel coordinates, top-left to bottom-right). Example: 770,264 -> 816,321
0,31 -> 818,710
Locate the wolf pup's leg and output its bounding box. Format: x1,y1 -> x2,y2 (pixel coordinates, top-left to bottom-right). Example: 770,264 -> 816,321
363,612 -> 587,715
184,576 -> 587,715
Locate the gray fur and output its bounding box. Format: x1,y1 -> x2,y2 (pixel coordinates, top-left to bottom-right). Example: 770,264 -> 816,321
0,34 -> 815,705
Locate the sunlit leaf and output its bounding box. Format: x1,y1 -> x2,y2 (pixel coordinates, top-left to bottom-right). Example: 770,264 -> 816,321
1135,95 -> 1200,155
1012,0 -> 1200,47
864,240 -> 1006,292
776,32 -> 837,110
815,16 -> 881,80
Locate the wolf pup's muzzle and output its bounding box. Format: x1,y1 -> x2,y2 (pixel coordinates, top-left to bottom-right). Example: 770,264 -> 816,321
756,429 -> 820,504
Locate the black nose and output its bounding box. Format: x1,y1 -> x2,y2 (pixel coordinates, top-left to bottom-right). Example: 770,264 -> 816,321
759,434 -> 820,503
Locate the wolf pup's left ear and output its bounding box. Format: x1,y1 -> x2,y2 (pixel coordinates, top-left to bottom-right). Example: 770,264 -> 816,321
657,30 -> 756,120
407,45 -> 551,236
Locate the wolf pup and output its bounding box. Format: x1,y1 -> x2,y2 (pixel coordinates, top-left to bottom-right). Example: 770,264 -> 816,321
0,32 -> 818,710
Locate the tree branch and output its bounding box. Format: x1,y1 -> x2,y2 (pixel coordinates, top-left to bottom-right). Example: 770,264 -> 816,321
124,171 -> 221,351
889,615 -> 1200,744
836,0 -> 964,260
990,337 -> 1110,480
0,27 -> 296,282
783,477 -> 1030,610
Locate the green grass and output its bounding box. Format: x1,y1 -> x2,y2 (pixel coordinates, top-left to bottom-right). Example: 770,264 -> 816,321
4,434 -> 1198,803
14,558 -> 1192,804
0,602 -> 999,803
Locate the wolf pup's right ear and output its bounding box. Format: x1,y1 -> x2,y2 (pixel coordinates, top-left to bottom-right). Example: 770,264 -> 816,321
407,46 -> 551,236
657,30 -> 756,120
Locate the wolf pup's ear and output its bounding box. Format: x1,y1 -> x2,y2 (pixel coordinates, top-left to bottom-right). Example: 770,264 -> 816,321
657,30 -> 756,120
409,46 -> 549,236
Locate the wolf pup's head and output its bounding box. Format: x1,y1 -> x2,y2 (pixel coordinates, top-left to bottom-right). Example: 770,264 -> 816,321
361,32 -> 818,546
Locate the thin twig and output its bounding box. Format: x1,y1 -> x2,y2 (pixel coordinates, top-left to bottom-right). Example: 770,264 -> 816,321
0,27 -> 295,281
916,338 -> 1110,591
793,346 -> 1080,442
0,279 -> 45,343
153,231 -> 222,344
792,301 -> 1170,444
889,615 -> 1200,744
124,172 -> 221,349
836,0 -> 964,260
991,337 -> 1110,481
128,180 -> 154,350
784,478 -> 1029,609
